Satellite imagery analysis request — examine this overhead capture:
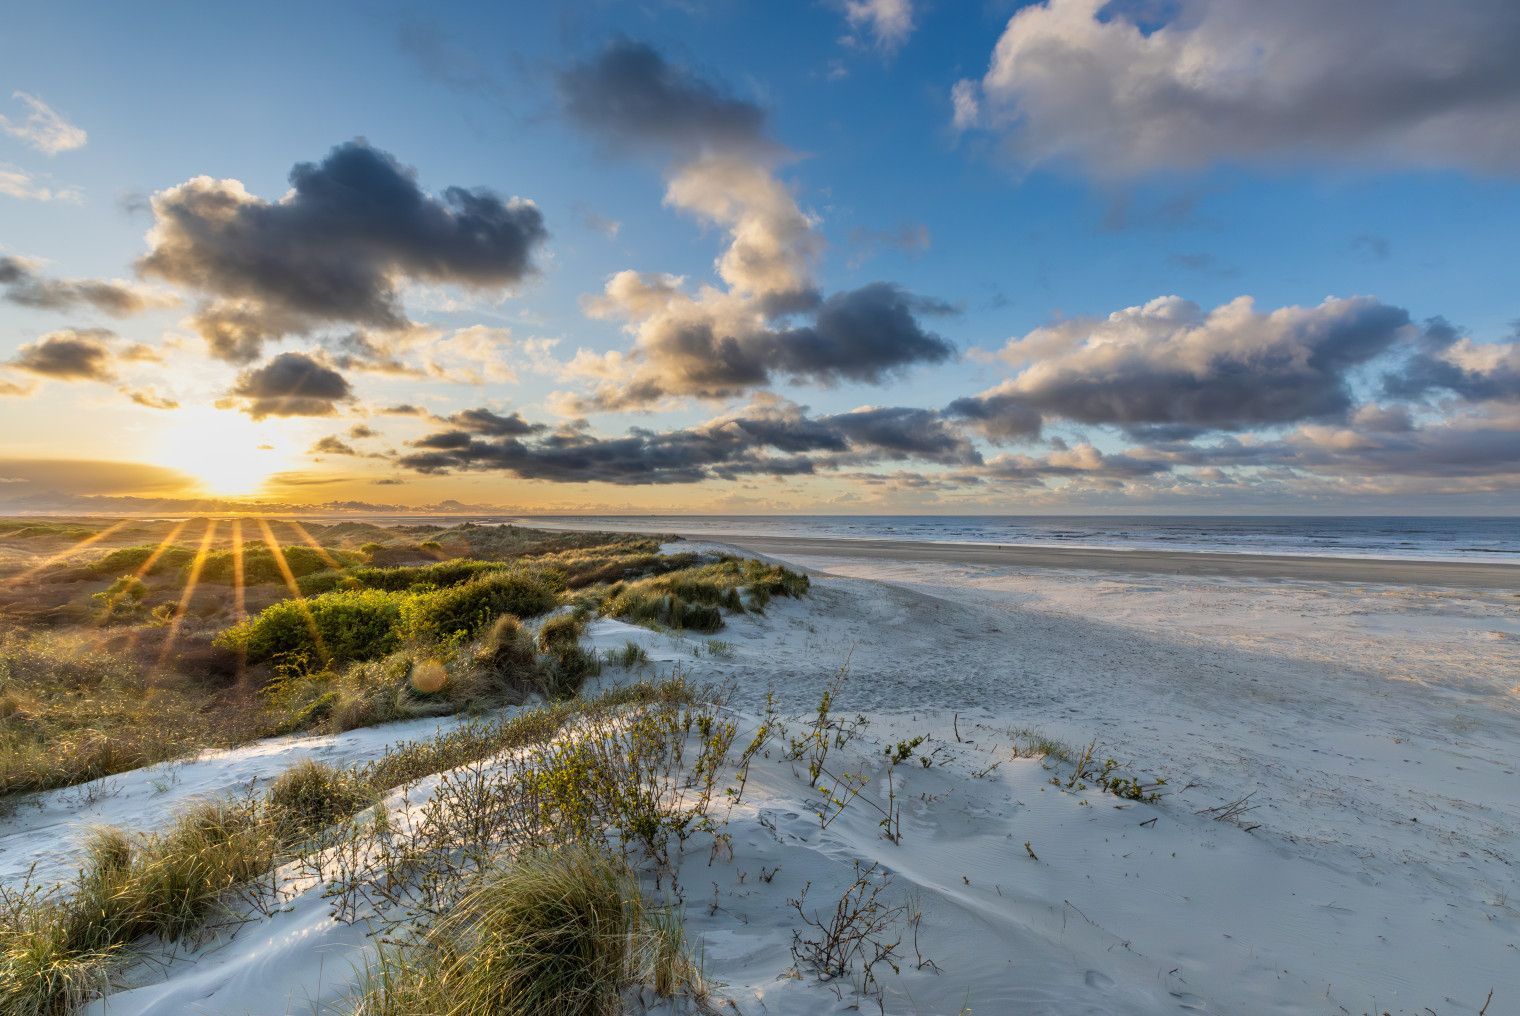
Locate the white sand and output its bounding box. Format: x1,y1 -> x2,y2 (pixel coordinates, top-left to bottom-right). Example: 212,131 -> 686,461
5,545 -> 1516,1014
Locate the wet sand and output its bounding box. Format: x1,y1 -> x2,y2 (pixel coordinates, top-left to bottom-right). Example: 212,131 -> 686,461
700,533 -> 1520,590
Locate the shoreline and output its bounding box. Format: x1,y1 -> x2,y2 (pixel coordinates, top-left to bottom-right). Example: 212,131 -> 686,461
689,532 -> 1520,589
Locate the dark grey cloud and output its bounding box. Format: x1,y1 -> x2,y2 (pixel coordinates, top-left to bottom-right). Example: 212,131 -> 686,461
446,407 -> 544,436
138,140 -> 548,362
953,295 -> 1413,441
9,328 -> 157,382
1,256 -> 173,316
581,281 -> 956,409
958,0 -> 1520,176
229,351 -> 354,419
11,328 -> 118,380
396,399 -> 977,484
310,435 -> 360,456
558,39 -> 770,155
1382,318 -> 1520,402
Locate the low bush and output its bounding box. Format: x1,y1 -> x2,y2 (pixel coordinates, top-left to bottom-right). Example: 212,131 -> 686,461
198,545 -> 358,585
600,556 -> 808,632
399,572 -> 559,645
87,544 -> 194,577
266,759 -> 376,835
91,575 -> 147,623
216,588 -> 405,665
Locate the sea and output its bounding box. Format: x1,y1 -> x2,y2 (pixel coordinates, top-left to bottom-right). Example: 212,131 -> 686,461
466,515 -> 1520,564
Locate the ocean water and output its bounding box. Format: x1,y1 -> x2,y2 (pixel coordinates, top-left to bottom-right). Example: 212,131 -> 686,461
495,515 -> 1520,564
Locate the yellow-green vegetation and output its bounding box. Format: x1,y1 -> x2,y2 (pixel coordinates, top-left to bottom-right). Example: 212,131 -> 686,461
0,800 -> 280,1016
0,631 -> 246,798
354,847 -> 657,1016
198,545 -> 362,584
0,679 -> 713,1015
86,544 -> 195,577
602,556 -> 809,632
91,575 -> 147,623
215,571 -> 560,667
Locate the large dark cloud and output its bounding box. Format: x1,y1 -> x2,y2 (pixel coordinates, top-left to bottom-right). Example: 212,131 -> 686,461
396,398 -> 977,484
579,280 -> 956,409
138,140 -> 548,362
229,351 -> 354,419
558,40 -> 770,155
951,295 -> 1413,441
956,0 -> 1520,176
1,257 -> 174,317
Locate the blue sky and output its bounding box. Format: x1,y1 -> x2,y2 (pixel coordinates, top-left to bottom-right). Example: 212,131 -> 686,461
1,0 -> 1517,514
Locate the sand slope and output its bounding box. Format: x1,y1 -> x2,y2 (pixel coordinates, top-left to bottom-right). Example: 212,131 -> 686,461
3,549 -> 1514,1014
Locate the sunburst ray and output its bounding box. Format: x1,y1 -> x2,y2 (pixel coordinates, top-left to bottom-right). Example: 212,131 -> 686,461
157,518 -> 220,670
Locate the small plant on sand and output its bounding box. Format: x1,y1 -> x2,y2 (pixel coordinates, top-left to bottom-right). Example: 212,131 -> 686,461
606,640 -> 648,669
789,861 -> 905,1010
1054,739 -> 1167,802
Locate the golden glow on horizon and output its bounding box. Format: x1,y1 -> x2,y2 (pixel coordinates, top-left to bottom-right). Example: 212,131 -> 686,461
149,407 -> 300,497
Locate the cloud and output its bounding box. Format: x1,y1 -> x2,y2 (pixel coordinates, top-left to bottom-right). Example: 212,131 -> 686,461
0,92 -> 87,155
558,40 -> 771,157
0,163 -> 81,203
396,397 -> 977,484
310,435 -> 360,456
950,295 -> 1414,440
138,139 -> 548,361
0,459 -> 194,501
955,0 -> 1520,176
228,351 -> 355,418
1382,320 -> 1520,402
121,386 -> 179,410
558,41 -> 953,410
445,407 -> 545,436
837,0 -> 916,54
9,328 -> 161,382
0,255 -> 176,316
575,279 -> 955,409
847,222 -> 930,268
573,201 -> 621,238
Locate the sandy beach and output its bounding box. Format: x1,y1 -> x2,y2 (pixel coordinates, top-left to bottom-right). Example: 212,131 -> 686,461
0,529 -> 1508,1015
694,532 -> 1520,589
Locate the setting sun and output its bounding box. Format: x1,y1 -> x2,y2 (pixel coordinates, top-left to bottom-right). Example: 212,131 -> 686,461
149,407 -> 297,497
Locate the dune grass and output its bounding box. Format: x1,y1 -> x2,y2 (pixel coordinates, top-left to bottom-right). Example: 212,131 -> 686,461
352,846 -> 649,1016
0,630 -> 245,798
0,678 -> 711,1015
601,556 -> 809,632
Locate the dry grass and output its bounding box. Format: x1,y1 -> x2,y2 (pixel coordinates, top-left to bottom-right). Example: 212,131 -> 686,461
0,630 -> 250,798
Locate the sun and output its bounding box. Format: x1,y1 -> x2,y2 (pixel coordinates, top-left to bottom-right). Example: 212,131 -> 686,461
150,406 -> 297,497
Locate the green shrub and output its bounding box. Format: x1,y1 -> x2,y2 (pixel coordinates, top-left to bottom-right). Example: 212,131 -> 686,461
400,573 -> 558,644
87,544 -> 194,576
216,588 -> 404,665
92,575 -> 148,623
472,616 -> 540,697
197,545 -> 356,585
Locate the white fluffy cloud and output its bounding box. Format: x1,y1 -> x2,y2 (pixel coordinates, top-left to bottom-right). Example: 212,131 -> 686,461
954,0 -> 1520,176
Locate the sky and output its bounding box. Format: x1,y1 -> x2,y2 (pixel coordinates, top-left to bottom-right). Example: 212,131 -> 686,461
1,0 -> 1518,516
